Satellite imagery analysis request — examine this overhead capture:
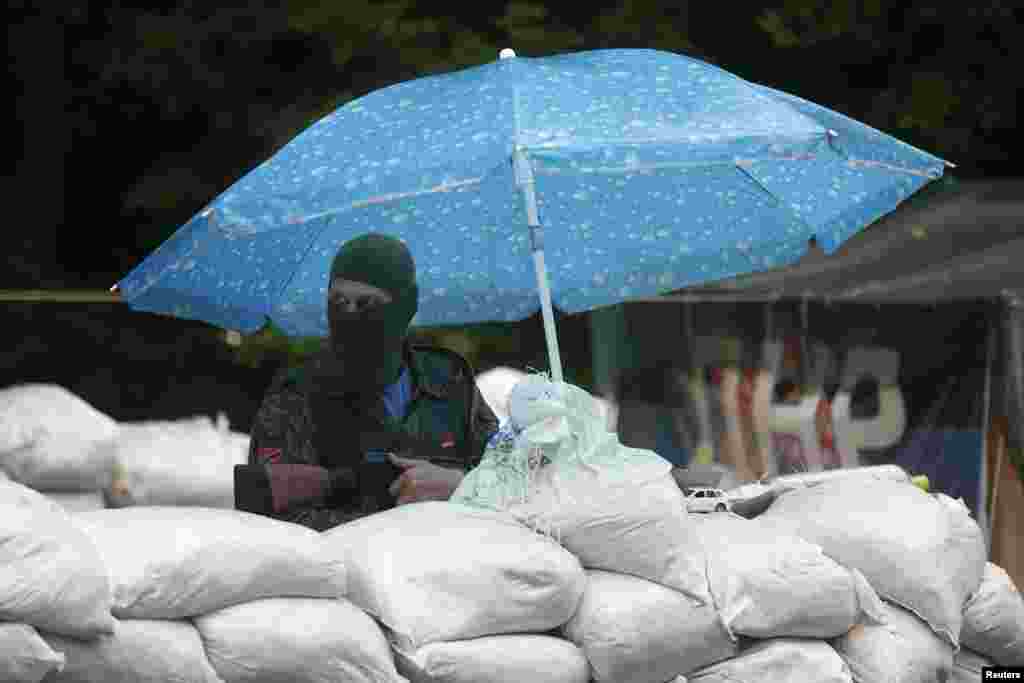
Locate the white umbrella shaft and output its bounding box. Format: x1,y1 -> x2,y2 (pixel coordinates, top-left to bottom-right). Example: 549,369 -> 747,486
515,147 -> 564,383
532,238 -> 564,384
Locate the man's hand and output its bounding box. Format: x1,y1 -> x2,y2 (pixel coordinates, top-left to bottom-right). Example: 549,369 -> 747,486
387,454 -> 465,505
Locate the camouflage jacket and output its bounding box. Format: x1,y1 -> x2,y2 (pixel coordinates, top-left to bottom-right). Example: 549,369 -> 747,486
236,343 -> 499,531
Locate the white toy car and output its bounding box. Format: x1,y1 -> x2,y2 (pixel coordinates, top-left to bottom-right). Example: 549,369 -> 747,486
683,487 -> 732,513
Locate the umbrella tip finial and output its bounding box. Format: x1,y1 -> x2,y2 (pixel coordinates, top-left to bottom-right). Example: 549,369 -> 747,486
499,48 -> 516,60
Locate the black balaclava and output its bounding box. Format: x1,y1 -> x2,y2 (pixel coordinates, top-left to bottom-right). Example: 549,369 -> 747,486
319,233 -> 419,394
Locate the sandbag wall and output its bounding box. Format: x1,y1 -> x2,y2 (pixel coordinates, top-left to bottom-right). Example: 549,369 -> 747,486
4,381 -> 1024,682
0,383 -> 250,512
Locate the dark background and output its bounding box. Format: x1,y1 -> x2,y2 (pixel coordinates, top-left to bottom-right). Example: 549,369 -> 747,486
5,1 -> 1021,429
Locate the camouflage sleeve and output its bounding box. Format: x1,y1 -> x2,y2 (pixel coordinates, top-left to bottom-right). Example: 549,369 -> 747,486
466,382 -> 500,469
245,371 -> 361,532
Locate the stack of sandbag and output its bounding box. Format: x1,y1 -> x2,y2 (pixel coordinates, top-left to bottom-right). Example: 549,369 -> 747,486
454,375 -> 711,605
44,505 -> 390,683
100,413 -> 250,508
960,561 -> 1024,667
454,376 -> 894,682
757,478 -> 987,649
1,479 -> 116,682
559,514 -> 886,683
0,383 -> 116,511
324,502 -> 590,683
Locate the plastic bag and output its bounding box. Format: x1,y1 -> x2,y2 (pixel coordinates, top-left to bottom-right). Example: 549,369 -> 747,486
322,501 -> 585,651
74,506 -> 346,619
394,635 -> 590,683
961,562 -> 1024,666
102,415 -> 249,508
453,376 -> 711,605
688,639 -> 852,683
561,570 -> 737,683
0,480 -> 116,639
43,619 -> 223,683
0,623 -> 65,683
832,601 -> 954,683
195,597 -> 405,683
759,480 -> 986,647
694,513 -> 885,639
0,383 -> 119,490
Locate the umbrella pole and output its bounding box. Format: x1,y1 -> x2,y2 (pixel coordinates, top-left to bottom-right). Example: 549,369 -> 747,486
514,147 -> 564,383
531,232 -> 564,383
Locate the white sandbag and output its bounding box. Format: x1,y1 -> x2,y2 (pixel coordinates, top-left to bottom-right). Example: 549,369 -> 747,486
561,570 -> 737,683
694,513 -> 885,639
0,480 -> 116,638
961,562 -> 1024,665
0,623 -> 65,683
323,502 -> 585,651
102,415 -> 249,508
0,383 -> 119,490
74,506 -> 346,619
832,601 -> 954,683
394,635 -> 590,683
454,377 -> 711,605
195,597 -> 405,683
43,618 -> 223,683
951,649 -> 993,683
688,639 -> 852,683
43,489 -> 106,513
759,480 -> 986,646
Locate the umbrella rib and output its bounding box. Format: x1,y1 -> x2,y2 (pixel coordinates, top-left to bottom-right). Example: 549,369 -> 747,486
269,219 -> 340,330
279,177 -> 486,225
731,162 -> 819,237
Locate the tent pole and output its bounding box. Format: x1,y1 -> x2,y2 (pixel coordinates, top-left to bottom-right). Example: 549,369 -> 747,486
980,310 -> 997,553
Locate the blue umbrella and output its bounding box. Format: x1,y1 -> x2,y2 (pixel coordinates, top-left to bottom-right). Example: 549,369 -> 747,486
115,48 -> 949,383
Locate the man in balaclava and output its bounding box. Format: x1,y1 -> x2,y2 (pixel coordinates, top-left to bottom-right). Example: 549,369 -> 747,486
235,232 -> 499,531
320,232 -> 419,392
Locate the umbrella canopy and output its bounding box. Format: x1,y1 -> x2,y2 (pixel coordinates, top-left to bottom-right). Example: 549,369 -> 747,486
116,48 -> 948,381
653,178 -> 1023,304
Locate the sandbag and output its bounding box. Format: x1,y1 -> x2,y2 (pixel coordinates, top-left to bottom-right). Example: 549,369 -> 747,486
961,562 -> 1024,666
323,502 -> 585,651
561,570 -> 737,683
454,377 -> 711,605
951,649 -> 994,683
0,384 -> 119,490
694,513 -> 885,639
43,618 -> 223,683
832,601 -> 954,683
688,639 -> 852,683
0,480 -> 116,638
0,623 -> 65,683
43,490 -> 106,513
195,597 -> 405,683
759,480 -> 986,646
74,506 -> 346,619
101,414 -> 248,508
394,635 -> 590,683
